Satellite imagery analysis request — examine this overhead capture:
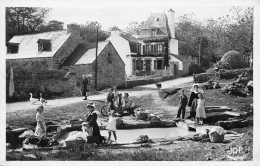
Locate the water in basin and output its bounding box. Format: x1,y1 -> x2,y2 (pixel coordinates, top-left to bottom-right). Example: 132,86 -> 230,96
57,127 -> 194,145
101,127 -> 194,144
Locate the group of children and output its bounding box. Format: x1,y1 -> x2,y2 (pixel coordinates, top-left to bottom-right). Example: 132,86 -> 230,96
105,86 -> 134,144
176,83 -> 206,125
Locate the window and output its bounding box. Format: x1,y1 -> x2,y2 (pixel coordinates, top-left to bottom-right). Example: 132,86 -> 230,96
151,45 -> 154,54
37,39 -> 52,52
108,52 -> 112,64
156,18 -> 159,21
151,29 -> 156,36
136,59 -> 143,70
137,44 -> 141,54
147,45 -> 151,54
157,59 -> 163,70
8,44 -> 19,54
132,59 -> 136,74
155,44 -> 158,54
158,44 -> 163,53
143,45 -> 146,54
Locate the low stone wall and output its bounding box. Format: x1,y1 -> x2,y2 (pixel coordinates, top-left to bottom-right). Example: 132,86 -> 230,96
193,73 -> 215,83
6,64 -> 80,101
125,75 -> 175,88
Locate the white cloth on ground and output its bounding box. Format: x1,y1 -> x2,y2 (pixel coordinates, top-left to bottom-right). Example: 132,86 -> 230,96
65,131 -> 88,142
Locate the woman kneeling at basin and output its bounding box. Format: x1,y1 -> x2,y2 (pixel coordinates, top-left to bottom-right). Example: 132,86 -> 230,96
86,102 -> 101,137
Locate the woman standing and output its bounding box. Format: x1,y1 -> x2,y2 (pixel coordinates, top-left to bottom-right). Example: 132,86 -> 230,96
196,93 -> 206,125
81,75 -> 89,100
35,106 -> 46,138
188,84 -> 200,121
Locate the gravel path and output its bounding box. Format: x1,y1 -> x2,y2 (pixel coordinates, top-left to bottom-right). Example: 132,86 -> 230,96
6,76 -> 193,112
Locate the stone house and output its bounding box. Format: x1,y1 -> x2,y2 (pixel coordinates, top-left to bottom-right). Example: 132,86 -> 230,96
108,9 -> 190,78
6,24 -> 125,98
106,31 -> 140,77
62,41 -> 126,90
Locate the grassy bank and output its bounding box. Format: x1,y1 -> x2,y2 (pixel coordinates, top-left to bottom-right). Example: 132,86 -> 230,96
6,79 -> 253,129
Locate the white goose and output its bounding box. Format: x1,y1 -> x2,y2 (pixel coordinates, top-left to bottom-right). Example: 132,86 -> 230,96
29,93 -> 39,105
40,93 -> 47,106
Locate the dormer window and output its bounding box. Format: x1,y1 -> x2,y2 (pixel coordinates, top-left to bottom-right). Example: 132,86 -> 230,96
37,39 -> 52,52
7,43 -> 19,54
151,29 -> 156,37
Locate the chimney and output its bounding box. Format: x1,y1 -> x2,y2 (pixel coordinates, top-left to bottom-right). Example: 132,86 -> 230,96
67,24 -> 80,36
110,30 -> 121,36
167,9 -> 175,38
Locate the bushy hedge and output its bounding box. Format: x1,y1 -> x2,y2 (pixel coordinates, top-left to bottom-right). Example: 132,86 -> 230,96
220,68 -> 253,80
189,63 -> 204,75
220,50 -> 247,69
206,68 -> 216,74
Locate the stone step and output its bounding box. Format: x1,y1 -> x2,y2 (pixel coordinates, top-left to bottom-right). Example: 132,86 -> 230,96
205,106 -> 232,113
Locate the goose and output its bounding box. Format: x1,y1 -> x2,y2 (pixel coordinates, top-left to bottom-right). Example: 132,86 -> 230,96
40,93 -> 47,106
29,93 -> 39,104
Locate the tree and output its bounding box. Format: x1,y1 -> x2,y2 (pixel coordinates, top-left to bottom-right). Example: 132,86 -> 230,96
79,21 -> 109,43
125,21 -> 144,35
175,6 -> 253,68
217,7 -> 253,62
6,7 -> 51,45
109,26 -> 120,32
42,20 -> 64,32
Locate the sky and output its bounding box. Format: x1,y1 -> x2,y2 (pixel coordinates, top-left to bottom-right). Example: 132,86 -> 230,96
46,6 -> 244,31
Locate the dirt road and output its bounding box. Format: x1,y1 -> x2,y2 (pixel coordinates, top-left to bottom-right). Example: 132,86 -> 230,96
6,76 -> 193,112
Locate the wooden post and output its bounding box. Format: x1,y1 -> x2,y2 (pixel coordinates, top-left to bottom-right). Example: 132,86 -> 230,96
95,28 -> 98,90
198,39 -> 201,66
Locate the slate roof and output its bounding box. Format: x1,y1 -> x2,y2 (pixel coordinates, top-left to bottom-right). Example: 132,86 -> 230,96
74,41 -> 109,65
139,13 -> 169,38
6,30 -> 71,59
120,33 -> 139,43
170,53 -> 189,62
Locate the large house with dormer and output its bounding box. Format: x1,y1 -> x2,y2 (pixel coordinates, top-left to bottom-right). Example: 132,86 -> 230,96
107,9 -> 190,78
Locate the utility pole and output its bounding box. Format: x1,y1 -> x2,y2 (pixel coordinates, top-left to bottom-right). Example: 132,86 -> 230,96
95,28 -> 98,90
198,38 -> 201,66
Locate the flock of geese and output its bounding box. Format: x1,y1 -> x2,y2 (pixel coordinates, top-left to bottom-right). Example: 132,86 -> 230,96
29,93 -> 47,105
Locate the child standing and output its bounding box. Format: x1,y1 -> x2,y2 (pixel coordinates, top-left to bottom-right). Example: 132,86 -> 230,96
106,110 -> 117,144
176,89 -> 188,120
196,93 -> 206,125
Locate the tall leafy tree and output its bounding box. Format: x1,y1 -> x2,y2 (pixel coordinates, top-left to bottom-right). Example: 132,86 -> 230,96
6,7 -> 51,45
42,20 -> 64,32
125,21 -> 144,35
79,21 -> 109,43
175,6 -> 253,67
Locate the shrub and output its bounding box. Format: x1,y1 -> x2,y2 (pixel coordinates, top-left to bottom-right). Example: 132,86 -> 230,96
189,63 -> 204,75
215,61 -> 232,70
220,68 -> 253,80
206,68 -> 216,74
220,50 -> 247,69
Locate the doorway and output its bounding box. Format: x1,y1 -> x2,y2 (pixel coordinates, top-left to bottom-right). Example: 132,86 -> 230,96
145,60 -> 151,75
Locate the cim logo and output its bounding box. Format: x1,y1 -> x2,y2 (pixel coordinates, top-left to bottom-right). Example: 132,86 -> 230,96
227,147 -> 243,155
